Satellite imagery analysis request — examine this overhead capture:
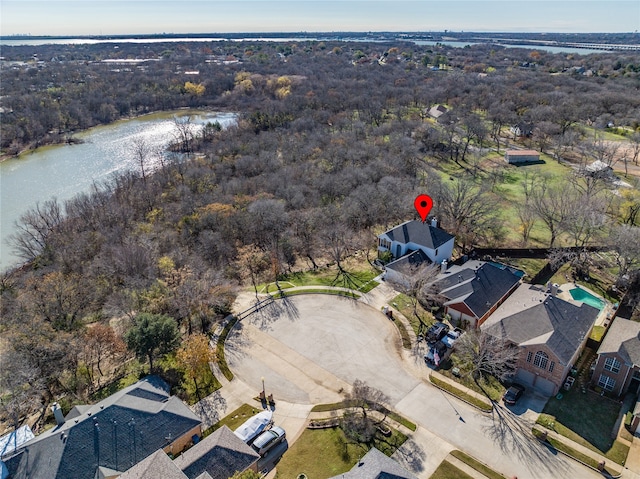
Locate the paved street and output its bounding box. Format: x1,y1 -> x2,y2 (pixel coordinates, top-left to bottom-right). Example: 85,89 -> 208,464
221,293 -> 603,479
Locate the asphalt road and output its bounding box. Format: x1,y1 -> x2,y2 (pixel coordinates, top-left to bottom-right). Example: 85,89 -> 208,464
226,294 -> 602,479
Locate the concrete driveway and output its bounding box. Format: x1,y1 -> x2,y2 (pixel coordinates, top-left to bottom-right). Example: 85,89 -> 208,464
224,294 -> 602,479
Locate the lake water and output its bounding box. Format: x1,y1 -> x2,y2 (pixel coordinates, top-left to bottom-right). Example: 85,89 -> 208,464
1,37 -> 627,55
0,111 -> 237,271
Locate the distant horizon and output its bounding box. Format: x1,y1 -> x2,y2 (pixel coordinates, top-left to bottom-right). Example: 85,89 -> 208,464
2,1 -> 639,37
2,30 -> 639,39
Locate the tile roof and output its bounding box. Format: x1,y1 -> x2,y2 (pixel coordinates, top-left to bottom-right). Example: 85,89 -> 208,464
327,447 -> 417,479
4,376 -> 201,479
381,220 -> 454,250
483,284 -> 599,364
175,426 -> 260,479
597,317 -> 640,366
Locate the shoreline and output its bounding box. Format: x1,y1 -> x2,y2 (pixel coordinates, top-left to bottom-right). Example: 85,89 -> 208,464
0,107 -> 234,163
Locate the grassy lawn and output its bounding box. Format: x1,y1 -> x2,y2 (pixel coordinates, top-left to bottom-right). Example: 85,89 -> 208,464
449,450 -> 506,479
273,289 -> 361,299
437,357 -> 506,402
538,386 -> 628,464
391,293 -> 435,336
429,460 -> 475,479
258,257 -> 380,293
310,400 -> 417,431
203,403 -> 263,437
499,258 -> 547,282
429,375 -> 493,411
216,317 -> 238,381
275,426 -> 407,479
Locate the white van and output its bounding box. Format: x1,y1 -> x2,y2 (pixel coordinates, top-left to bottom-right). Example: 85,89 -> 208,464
251,426 -> 286,456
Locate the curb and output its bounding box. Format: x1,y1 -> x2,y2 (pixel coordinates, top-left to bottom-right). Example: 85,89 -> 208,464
428,375 -> 493,413
532,427 -> 623,478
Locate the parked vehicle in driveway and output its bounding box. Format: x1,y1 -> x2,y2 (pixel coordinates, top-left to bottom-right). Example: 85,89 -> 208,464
426,322 -> 450,344
424,340 -> 447,365
252,426 -> 286,456
441,328 -> 462,348
502,384 -> 525,405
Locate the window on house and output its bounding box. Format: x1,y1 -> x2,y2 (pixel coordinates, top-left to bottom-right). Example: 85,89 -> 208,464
435,248 -> 439,256
549,361 -> 555,373
604,357 -> 621,374
598,374 -> 616,391
533,351 -> 549,370
526,351 -> 532,363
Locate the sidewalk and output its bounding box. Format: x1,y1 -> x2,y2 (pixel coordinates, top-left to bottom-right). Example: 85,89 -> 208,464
534,424 -> 623,477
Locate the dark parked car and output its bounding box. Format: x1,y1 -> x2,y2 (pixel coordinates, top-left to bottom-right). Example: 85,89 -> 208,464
502,384 -> 525,405
426,322 -> 450,344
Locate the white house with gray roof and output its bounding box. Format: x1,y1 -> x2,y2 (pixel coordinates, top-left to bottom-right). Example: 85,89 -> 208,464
378,220 -> 455,285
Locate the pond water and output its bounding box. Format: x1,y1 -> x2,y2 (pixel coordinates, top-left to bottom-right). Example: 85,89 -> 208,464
0,111 -> 237,271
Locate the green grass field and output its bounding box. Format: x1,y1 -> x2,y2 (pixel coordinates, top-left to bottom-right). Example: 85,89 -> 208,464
429,460 -> 475,479
275,426 -> 407,479
538,386 -> 629,464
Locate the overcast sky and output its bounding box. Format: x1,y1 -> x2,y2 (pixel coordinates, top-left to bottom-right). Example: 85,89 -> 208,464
2,0 -> 639,36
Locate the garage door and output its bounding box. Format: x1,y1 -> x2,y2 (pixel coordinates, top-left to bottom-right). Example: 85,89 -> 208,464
516,369 -> 535,388
535,376 -> 556,396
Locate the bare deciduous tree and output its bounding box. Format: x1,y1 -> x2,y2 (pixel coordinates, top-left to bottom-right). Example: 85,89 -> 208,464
453,330 -> 520,382
0,349 -> 46,431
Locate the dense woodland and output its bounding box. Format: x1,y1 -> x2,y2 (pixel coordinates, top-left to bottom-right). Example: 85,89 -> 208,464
1,39 -> 640,432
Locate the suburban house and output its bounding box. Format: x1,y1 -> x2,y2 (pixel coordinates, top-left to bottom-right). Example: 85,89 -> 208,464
379,219 -> 454,264
434,261 -> 522,328
428,104 -> 448,119
119,426 -> 260,479
328,447 -> 417,479
383,250 -> 432,286
2,376 -> 202,479
174,426 -> 260,479
504,149 -> 540,164
482,284 -> 600,396
591,317 -> 640,397
510,123 -> 534,138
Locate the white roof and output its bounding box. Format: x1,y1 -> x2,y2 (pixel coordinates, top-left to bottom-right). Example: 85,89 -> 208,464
233,410 -> 272,443
0,425 -> 34,458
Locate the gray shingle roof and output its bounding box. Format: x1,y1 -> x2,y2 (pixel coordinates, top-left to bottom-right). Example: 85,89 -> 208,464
119,450 -> 186,479
385,250 -> 430,275
442,264 -> 521,319
597,317 -> 640,366
175,426 -> 259,479
327,447 -> 417,479
382,220 -> 454,250
483,288 -> 599,364
5,376 -> 201,479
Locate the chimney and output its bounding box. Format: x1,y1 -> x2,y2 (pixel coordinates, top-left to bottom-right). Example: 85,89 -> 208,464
51,402 -> 65,426
431,217 -> 438,228
441,260 -> 448,273
551,283 -> 559,297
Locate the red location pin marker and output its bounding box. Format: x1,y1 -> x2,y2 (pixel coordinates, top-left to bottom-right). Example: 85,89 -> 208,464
414,194 -> 433,222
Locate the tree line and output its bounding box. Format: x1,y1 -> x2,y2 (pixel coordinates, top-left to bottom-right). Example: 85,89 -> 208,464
1,38 -> 640,432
